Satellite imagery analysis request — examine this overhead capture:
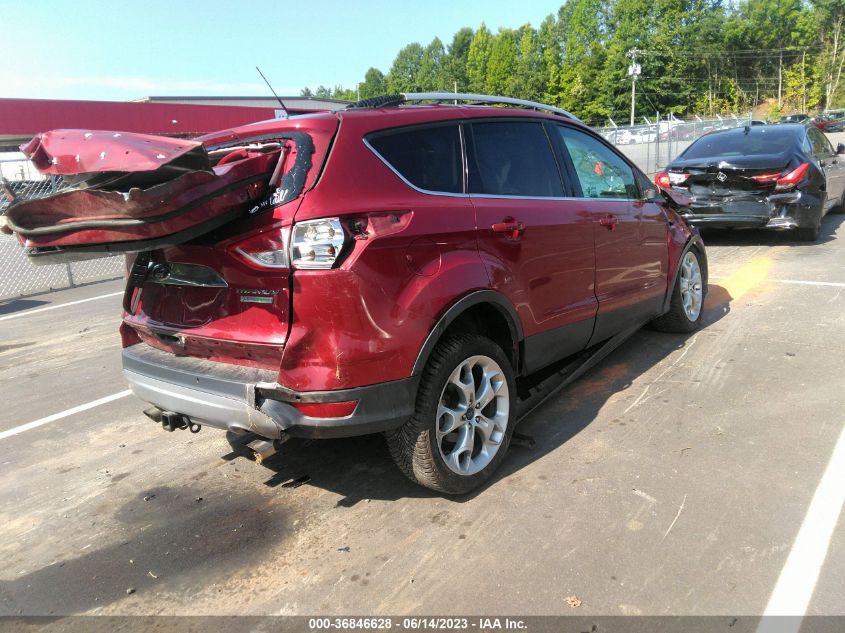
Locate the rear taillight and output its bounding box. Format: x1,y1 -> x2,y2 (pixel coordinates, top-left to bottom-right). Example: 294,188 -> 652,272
655,172 -> 671,190
750,172 -> 781,183
231,228 -> 290,270
668,172 -> 688,186
230,218 -> 346,271
775,162 -> 810,191
290,218 -> 345,269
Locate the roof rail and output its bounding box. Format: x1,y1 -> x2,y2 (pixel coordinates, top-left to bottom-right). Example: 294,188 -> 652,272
345,92 -> 582,123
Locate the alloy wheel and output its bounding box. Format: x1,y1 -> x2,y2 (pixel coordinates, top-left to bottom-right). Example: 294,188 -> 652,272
435,355 -> 510,476
679,251 -> 703,321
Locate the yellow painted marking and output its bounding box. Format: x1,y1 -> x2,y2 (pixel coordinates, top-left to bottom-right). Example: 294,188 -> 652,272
718,256 -> 772,302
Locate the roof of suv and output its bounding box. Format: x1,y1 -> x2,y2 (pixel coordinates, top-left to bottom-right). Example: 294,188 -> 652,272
199,94 -> 589,145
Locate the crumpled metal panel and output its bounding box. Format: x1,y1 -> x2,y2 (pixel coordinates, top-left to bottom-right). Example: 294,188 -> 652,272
4,146 -> 278,248
21,129 -> 205,175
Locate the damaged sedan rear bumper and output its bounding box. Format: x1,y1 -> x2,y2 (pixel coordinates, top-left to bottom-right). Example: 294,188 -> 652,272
123,344 -> 416,440
680,190 -> 821,230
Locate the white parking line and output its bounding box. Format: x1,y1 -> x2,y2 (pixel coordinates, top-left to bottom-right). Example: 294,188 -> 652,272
0,390 -> 132,441
757,423 -> 845,632
0,291 -> 124,322
711,275 -> 845,288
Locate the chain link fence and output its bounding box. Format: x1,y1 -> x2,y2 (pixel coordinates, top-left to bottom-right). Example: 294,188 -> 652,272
597,113 -> 754,175
0,157 -> 124,301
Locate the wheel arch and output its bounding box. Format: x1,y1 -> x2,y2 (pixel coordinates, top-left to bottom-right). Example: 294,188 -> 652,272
411,290 -> 524,377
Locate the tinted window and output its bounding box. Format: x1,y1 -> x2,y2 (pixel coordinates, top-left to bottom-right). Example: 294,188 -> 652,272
556,126 -> 638,199
468,121 -> 563,197
369,125 -> 462,193
808,127 -> 833,156
681,129 -> 796,159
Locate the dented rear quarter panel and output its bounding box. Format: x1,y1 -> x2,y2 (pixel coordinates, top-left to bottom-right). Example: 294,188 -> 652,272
278,111 -> 490,391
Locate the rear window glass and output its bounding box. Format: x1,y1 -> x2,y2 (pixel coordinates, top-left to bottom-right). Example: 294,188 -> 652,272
681,130 -> 797,159
468,121 -> 563,197
368,125 -> 462,193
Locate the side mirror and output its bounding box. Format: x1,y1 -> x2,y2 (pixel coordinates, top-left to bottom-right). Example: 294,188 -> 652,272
837,143 -> 845,155
643,187 -> 661,201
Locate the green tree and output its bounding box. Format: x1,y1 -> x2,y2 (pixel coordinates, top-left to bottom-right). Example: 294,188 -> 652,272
512,26 -> 544,100
298,0 -> 829,121
727,0 -> 813,107
444,27 -> 474,92
359,67 -> 386,99
417,37 -> 446,90
467,23 -> 494,93
486,29 -> 519,95
558,0 -> 611,121
538,14 -> 563,104
812,0 -> 845,107
387,43 -> 424,93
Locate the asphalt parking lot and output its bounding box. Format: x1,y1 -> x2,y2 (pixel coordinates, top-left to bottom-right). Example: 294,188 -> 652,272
1,214 -> 844,620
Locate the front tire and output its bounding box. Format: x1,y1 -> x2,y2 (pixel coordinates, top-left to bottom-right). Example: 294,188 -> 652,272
652,248 -> 705,333
386,334 -> 516,495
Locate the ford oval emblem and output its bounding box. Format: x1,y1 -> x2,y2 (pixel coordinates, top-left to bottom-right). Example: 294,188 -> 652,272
717,171 -> 728,182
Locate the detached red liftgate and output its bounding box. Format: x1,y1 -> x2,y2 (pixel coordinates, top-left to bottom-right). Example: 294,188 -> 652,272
0,128 -> 314,264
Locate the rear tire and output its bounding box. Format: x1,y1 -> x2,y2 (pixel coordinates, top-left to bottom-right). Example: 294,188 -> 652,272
830,190 -> 845,214
652,248 -> 705,334
386,334 -> 516,495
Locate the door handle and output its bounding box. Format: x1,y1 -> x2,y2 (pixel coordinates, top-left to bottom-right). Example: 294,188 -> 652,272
492,218 -> 525,238
599,214 -> 619,230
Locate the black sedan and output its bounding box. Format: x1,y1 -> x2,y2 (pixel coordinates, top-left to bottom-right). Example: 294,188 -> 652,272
655,124 -> 845,241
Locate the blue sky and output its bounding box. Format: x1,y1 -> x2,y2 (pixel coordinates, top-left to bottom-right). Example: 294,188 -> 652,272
0,0 -> 560,101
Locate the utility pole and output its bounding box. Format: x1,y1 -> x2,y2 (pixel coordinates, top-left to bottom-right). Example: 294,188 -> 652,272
627,48 -> 642,127
802,49 -> 807,113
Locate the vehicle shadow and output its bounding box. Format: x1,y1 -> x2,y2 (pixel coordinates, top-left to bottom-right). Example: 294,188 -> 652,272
244,284 -> 734,505
0,484 -> 288,615
699,211 -> 844,246
0,297 -> 49,317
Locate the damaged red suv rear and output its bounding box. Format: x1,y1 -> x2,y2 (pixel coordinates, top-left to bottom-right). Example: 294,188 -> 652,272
2,94 -> 707,494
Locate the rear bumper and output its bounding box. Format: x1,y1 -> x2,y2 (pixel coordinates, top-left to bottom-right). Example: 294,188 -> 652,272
681,191 -> 821,229
123,344 -> 417,439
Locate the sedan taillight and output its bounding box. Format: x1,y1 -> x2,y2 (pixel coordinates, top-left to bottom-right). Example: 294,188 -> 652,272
775,162 -> 810,191
655,171 -> 688,190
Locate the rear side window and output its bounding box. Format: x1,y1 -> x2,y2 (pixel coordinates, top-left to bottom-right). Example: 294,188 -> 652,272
556,125 -> 638,199
468,121 -> 563,197
368,125 -> 462,193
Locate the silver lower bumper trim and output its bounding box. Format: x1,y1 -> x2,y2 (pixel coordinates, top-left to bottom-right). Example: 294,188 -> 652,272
124,369 -> 285,438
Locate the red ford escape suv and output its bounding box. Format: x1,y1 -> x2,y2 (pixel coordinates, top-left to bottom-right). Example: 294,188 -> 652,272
3,93 -> 707,494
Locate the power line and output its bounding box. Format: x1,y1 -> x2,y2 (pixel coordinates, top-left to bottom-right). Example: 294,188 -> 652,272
638,46 -> 822,56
